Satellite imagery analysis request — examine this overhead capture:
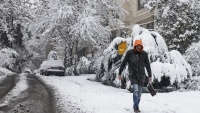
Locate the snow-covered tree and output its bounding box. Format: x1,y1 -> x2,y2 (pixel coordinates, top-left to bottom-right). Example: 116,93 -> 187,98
0,0 -> 32,41
30,0 -> 125,43
145,0 -> 200,54
184,40 -> 200,76
27,0 -> 126,74
0,0 -> 35,72
0,48 -> 20,71
94,25 -> 192,90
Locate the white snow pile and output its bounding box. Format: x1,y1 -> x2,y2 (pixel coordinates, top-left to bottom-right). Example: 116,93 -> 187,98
0,48 -> 19,69
98,25 -> 192,88
37,74 -> 200,113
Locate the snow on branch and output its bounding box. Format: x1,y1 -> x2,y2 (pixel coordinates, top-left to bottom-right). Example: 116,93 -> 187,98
102,25 -> 192,85
70,6 -> 110,45
131,25 -> 192,84
0,48 -> 19,69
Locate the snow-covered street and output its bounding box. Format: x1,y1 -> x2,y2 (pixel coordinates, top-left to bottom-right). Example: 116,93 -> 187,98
1,0 -> 200,113
37,74 -> 200,113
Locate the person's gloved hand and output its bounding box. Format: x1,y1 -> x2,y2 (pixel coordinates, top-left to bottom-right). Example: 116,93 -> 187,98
148,77 -> 152,83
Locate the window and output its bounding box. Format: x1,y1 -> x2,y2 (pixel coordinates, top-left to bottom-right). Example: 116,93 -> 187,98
147,22 -> 154,30
138,0 -> 146,10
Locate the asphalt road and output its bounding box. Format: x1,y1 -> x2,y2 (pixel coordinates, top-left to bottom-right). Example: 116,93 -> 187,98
0,74 -> 58,113
0,74 -> 16,101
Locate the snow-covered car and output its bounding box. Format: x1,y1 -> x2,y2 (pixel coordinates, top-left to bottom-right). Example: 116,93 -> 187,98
23,68 -> 32,74
44,60 -> 65,76
33,69 -> 39,74
39,61 -> 48,75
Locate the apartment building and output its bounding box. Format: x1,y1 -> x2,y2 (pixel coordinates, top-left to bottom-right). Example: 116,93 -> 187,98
111,0 -> 154,40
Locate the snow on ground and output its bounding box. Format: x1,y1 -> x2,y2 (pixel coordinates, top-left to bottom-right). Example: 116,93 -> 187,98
8,73 -> 28,97
0,73 -> 28,107
0,68 -> 14,83
37,74 -> 200,113
0,68 -> 13,75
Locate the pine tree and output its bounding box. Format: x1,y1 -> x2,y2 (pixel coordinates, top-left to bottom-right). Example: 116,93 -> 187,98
145,0 -> 200,54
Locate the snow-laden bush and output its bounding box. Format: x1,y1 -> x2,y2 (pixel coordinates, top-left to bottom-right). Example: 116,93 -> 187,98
184,41 -> 200,76
179,76 -> 200,91
94,25 -> 192,89
0,48 -> 19,71
151,50 -> 192,84
65,66 -> 74,76
77,56 -> 91,74
93,56 -> 105,82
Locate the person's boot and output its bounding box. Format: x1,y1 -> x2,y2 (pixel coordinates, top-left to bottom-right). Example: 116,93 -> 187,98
136,107 -> 140,112
133,106 -> 138,113
134,108 -> 138,113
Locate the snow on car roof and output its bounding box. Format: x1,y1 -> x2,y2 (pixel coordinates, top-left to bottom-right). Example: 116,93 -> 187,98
47,60 -> 64,67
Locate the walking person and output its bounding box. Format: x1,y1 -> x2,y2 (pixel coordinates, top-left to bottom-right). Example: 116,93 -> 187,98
118,40 -> 152,113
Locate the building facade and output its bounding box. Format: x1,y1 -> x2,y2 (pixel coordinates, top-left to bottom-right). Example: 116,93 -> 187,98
111,0 -> 154,40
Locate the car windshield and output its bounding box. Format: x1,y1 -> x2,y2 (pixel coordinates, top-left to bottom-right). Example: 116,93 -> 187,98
41,61 -> 48,67
40,61 -> 48,69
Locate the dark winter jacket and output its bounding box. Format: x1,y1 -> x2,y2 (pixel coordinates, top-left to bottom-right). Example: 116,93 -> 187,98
119,40 -> 152,86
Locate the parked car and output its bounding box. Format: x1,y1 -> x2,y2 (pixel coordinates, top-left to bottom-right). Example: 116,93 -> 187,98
33,69 -> 39,74
23,68 -> 32,75
39,61 -> 48,75
44,60 -> 65,76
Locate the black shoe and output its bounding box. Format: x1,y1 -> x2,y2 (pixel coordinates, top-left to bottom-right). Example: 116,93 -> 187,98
134,107 -> 140,113
134,109 -> 138,113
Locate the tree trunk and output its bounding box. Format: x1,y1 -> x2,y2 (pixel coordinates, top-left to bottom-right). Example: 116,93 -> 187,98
64,40 -> 67,68
73,40 -> 79,75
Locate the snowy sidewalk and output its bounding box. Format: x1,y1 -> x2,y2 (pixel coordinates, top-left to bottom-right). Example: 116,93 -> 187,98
37,74 -> 200,113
